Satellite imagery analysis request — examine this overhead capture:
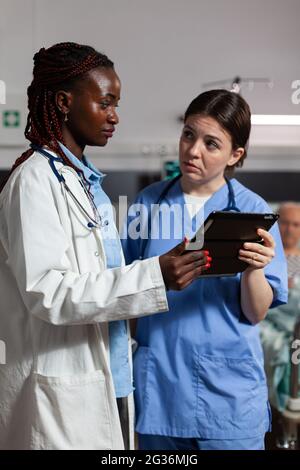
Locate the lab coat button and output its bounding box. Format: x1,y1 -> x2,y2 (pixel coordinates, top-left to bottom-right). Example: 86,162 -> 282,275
94,251 -> 99,257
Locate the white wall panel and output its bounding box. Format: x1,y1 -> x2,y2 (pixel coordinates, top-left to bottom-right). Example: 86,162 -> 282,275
0,0 -> 299,170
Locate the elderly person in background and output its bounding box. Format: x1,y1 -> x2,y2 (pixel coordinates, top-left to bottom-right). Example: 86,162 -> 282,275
278,202 -> 300,287
260,202 -> 300,411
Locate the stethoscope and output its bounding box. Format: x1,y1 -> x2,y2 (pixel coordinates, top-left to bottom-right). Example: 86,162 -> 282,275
139,172 -> 241,259
155,173 -> 240,212
31,144 -> 109,230
31,144 -> 240,243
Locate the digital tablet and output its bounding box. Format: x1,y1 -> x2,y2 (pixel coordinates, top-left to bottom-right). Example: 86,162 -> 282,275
185,211 -> 279,277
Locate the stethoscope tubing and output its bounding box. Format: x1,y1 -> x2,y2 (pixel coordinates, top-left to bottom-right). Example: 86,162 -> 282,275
31,144 -> 240,239
139,172 -> 240,259
157,173 -> 240,212
31,144 -> 104,229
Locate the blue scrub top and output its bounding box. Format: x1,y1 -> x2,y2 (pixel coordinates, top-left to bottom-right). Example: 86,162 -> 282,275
121,178 -> 288,439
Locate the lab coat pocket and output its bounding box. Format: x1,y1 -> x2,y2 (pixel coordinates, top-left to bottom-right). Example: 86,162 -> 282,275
31,370 -> 113,450
195,354 -> 264,434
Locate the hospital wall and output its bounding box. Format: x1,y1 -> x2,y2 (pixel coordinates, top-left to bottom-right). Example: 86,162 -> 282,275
0,0 -> 299,200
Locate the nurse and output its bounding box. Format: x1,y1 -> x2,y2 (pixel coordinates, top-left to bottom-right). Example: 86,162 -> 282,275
122,89 -> 288,450
0,42 -> 208,450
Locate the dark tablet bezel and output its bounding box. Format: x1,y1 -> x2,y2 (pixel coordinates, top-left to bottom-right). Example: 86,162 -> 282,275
204,211 -> 279,239
186,211 -> 279,277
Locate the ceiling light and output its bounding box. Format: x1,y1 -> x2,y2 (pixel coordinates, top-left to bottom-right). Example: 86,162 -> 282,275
251,115 -> 300,125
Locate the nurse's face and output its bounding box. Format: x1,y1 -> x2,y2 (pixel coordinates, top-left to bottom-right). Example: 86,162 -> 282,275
179,114 -> 243,188
60,66 -> 121,149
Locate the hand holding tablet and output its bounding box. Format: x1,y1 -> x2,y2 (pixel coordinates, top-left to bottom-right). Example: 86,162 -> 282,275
184,211 -> 279,277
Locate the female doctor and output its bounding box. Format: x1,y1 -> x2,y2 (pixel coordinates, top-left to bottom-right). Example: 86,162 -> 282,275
0,43 -> 209,450
122,90 -> 288,450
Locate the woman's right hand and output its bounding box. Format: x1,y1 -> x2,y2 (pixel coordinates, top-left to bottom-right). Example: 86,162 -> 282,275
159,239 -> 210,291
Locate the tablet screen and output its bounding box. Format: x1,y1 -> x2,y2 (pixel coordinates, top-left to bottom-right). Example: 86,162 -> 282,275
185,211 -> 279,277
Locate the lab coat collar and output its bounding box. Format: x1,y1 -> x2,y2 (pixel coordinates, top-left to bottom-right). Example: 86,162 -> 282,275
58,142 -> 106,186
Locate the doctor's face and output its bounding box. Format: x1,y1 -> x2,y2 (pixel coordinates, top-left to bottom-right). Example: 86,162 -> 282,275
65,67 -> 121,148
179,114 -> 243,187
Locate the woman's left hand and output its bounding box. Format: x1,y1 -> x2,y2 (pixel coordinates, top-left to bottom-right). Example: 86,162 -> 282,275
238,228 -> 275,270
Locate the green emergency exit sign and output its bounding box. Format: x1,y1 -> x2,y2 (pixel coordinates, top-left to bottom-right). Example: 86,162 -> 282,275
2,110 -> 20,128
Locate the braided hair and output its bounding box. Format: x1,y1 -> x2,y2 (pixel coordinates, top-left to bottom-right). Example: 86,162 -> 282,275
1,42 -> 114,191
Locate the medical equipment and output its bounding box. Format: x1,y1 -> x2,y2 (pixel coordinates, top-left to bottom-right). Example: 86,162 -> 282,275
185,211 -> 278,276
155,173 -> 240,213
30,144 -> 109,230
139,173 -> 240,259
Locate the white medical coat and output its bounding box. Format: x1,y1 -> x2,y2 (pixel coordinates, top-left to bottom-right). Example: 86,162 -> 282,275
0,151 -> 168,449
